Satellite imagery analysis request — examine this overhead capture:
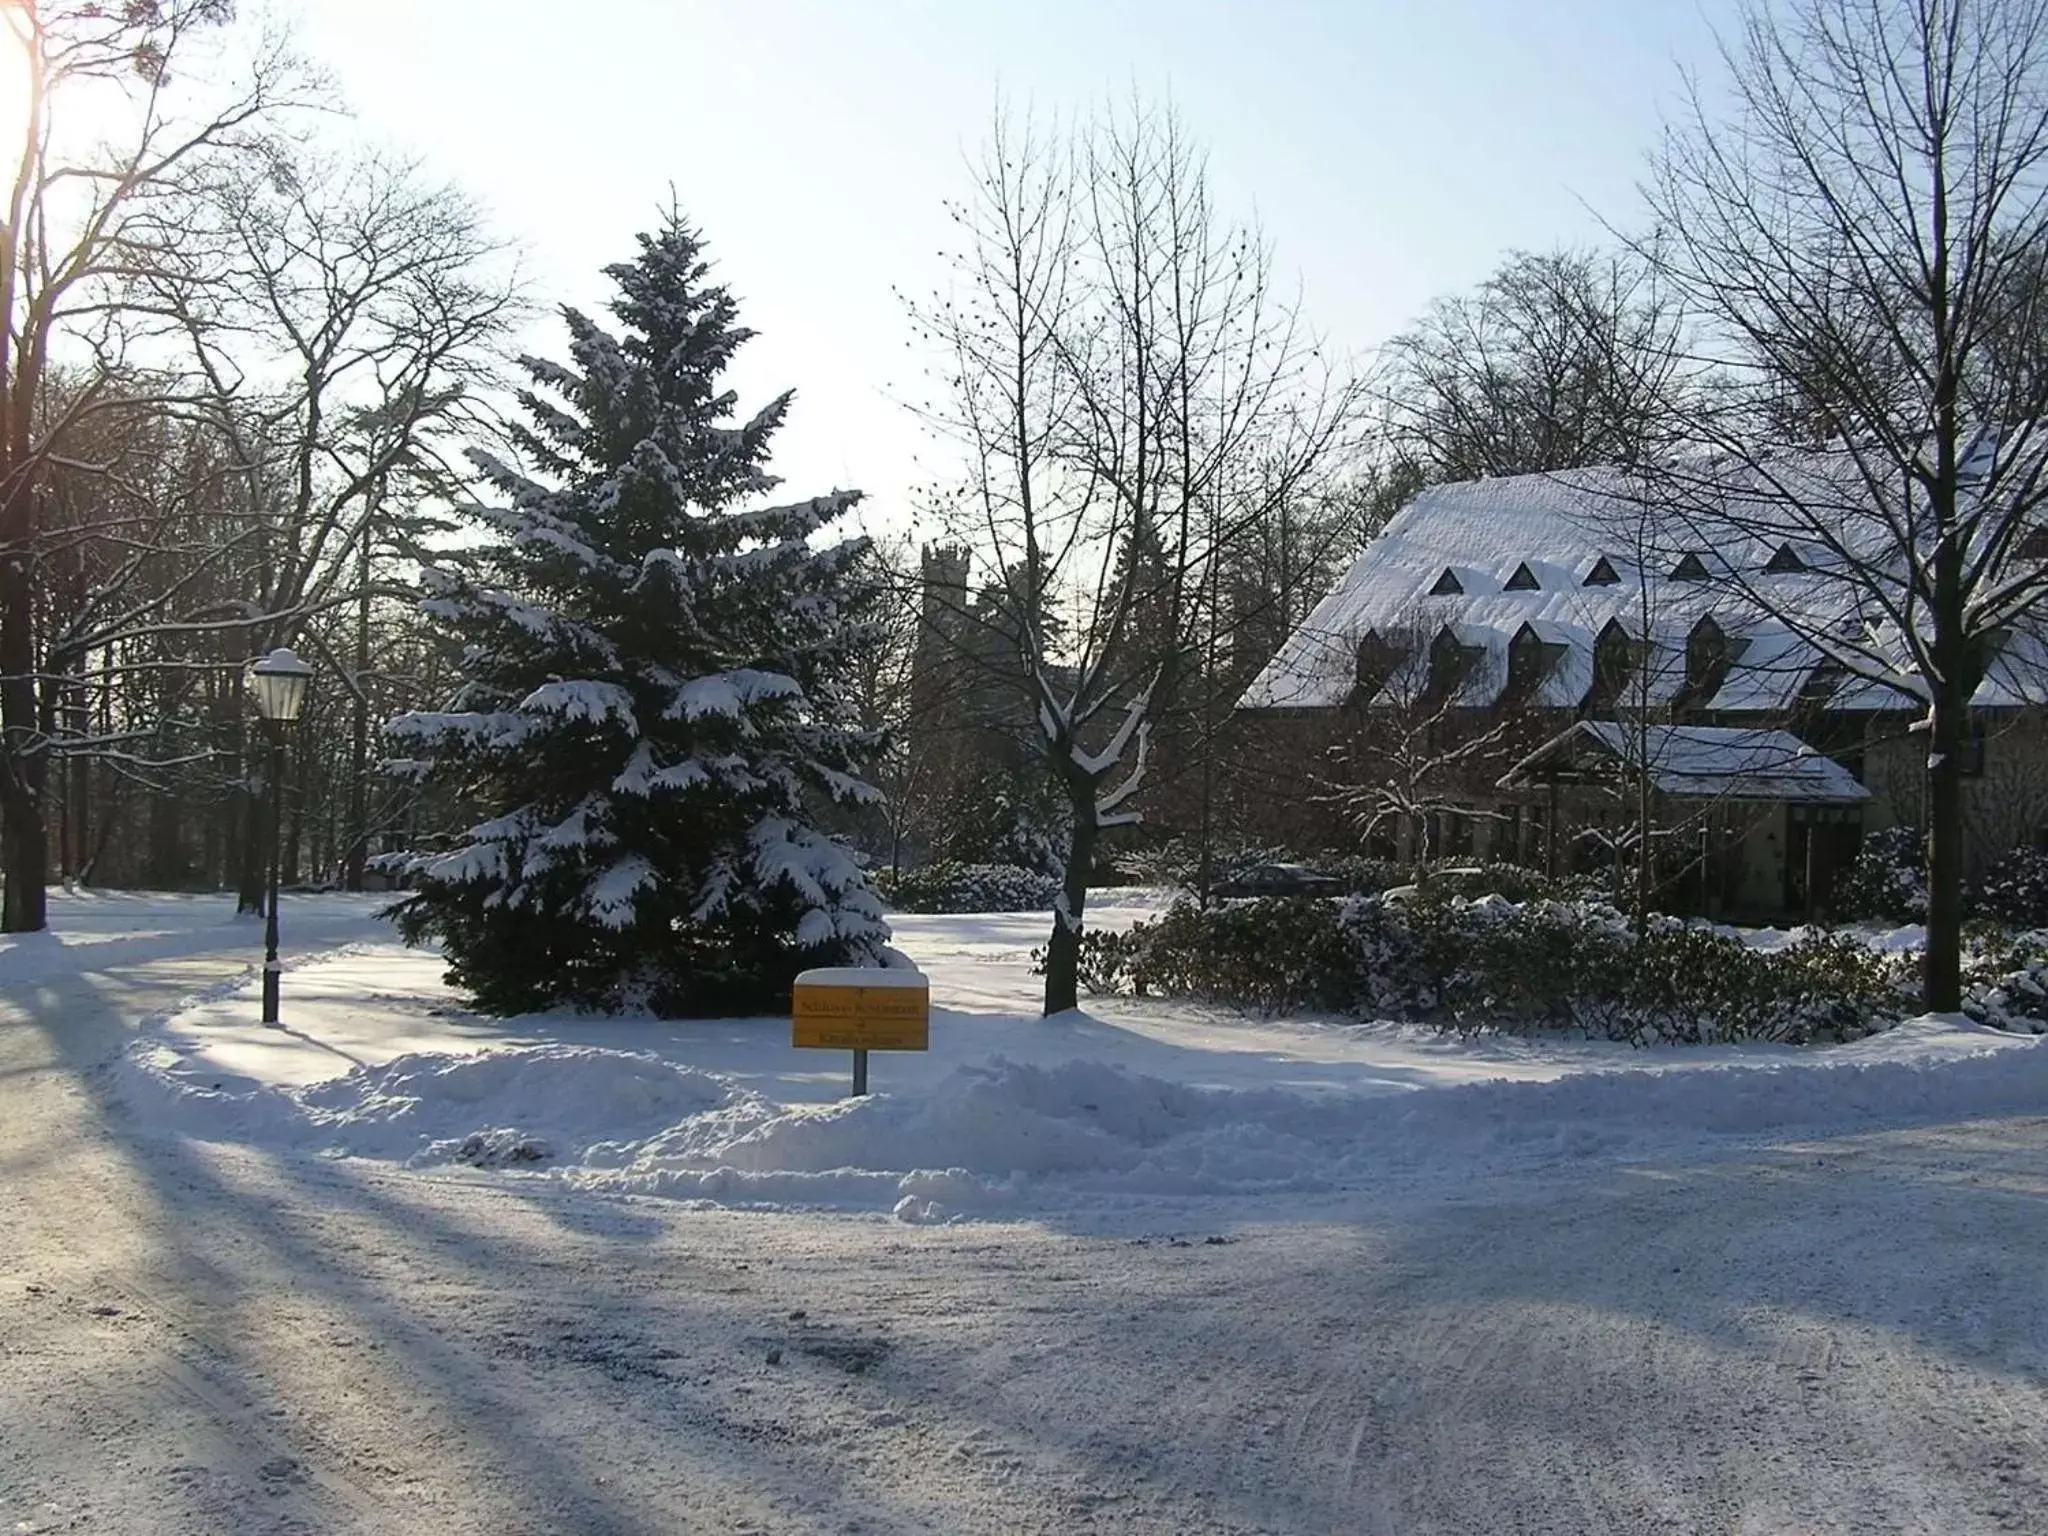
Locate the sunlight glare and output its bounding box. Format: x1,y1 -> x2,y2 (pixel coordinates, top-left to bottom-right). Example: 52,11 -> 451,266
0,5 -> 176,178
1,3 -> 30,162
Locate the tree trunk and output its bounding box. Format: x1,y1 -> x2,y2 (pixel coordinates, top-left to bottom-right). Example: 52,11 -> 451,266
0,543 -> 48,932
236,757 -> 267,914
0,777 -> 47,931
1633,772 -> 1654,940
1040,775 -> 1098,1016
64,675 -> 89,885
1545,781 -> 1561,879
343,529 -> 371,891
1924,685 -> 1967,1012
148,785 -> 182,887
283,747 -> 305,889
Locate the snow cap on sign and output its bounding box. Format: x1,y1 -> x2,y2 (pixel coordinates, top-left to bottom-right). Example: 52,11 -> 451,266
795,967 -> 929,990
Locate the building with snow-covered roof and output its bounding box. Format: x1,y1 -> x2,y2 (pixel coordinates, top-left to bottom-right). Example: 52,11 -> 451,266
1234,462 -> 2048,918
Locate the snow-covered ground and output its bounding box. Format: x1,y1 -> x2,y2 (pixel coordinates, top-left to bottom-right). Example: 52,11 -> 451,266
6,890 -> 2048,1533
103,893 -> 2047,1224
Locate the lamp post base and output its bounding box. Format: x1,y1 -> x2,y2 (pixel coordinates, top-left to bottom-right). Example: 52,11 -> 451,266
262,964 -> 282,1026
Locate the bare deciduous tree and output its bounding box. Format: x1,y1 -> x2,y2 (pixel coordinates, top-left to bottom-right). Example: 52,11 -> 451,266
904,97 -> 1360,1013
1377,247 -> 1694,485
148,145 -> 517,904
1633,0 -> 2048,1007
2,0 -> 312,929
1321,613 -> 1528,864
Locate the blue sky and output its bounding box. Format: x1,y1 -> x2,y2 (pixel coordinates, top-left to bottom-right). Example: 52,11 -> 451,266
290,0 -> 1739,522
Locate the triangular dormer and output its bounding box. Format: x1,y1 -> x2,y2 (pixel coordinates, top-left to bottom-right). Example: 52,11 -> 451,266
1763,542 -> 1805,574
1670,551 -> 1712,582
1428,568 -> 1464,597
1506,622 -> 1565,700
1503,562 -> 1540,591
1680,614 -> 1747,710
1583,556 -> 1620,586
1426,624 -> 1484,701
1353,629 -> 1404,701
1587,617 -> 1641,709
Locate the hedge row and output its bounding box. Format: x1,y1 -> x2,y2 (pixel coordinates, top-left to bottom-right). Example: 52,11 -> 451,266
1960,927 -> 2048,1034
1072,894 -> 1913,1045
877,861 -> 1059,915
1833,829 -> 2048,930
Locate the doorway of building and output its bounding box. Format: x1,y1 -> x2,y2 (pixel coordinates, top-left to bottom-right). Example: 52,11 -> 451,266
1785,808 -> 1863,916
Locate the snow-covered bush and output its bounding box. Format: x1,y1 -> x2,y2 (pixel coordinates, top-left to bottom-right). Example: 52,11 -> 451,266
1065,897 -> 1358,1012
1405,896 -> 1638,1032
1608,929 -> 1907,1045
935,768 -> 1070,877
1960,927 -> 2048,1033
1084,894 -> 1911,1043
882,861 -> 1059,914
1409,861 -> 1604,905
1110,840 -> 1295,891
1831,826 -> 1927,922
1317,855 -> 1409,897
1972,846 -> 2048,930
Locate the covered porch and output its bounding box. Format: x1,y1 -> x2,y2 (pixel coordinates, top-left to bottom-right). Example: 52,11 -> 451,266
1497,722 -> 1872,920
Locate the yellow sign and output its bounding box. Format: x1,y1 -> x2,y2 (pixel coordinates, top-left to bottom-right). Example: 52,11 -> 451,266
792,969 -> 930,1052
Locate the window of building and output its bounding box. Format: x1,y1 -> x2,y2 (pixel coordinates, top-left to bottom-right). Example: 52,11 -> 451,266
1764,542 -> 1806,574
1583,556 -> 1621,586
1588,620 -> 1640,711
1796,659 -> 1845,713
2019,526 -> 2048,561
1680,615 -> 1748,711
1962,717 -> 1988,778
1439,807 -> 1476,857
1504,562 -> 1540,591
1428,567 -> 1465,597
1353,630 -> 1404,701
1506,623 -> 1565,704
1497,803 -> 1524,865
1427,626 -> 1483,701
1670,551 -> 1712,582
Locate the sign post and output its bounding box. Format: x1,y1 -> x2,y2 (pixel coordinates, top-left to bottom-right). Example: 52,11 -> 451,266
792,967 -> 930,1098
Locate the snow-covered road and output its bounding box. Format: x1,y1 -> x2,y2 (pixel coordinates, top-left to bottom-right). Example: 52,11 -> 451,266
4,893 -> 2046,1533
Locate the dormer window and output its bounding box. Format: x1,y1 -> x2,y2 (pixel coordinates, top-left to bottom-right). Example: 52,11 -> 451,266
1670,551 -> 1713,582
1353,630 -> 1405,702
1588,618 -> 1642,711
1504,562 -> 1540,592
1797,658 -> 1845,711
1967,626 -> 2013,694
1426,626 -> 1485,702
1583,556 -> 1620,587
2019,526 -> 2048,561
1505,623 -> 1566,702
1428,568 -> 1464,597
1680,615 -> 1749,711
1764,542 -> 1806,574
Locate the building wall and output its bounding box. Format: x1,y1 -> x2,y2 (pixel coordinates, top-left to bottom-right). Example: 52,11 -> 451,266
1861,708 -> 2048,877
1223,708 -> 1356,852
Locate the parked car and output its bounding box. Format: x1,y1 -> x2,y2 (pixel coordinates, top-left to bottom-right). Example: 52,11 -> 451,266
1212,862 -> 1343,899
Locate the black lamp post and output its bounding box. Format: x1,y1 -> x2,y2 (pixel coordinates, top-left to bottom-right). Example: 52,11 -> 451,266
249,647 -> 313,1026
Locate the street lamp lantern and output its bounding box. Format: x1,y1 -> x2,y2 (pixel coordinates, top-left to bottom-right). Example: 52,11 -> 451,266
248,646 -> 314,1026
248,647 -> 314,724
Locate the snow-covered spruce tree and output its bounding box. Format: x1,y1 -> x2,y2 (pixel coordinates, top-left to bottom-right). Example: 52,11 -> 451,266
382,216 -> 892,1016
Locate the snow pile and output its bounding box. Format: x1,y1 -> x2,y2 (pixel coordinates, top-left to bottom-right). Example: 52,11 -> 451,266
118,1043 -> 765,1170
115,1017 -> 2048,1223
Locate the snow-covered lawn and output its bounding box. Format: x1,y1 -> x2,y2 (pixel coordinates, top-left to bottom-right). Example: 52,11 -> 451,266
94,891 -> 2048,1223
8,890 -> 2048,1534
